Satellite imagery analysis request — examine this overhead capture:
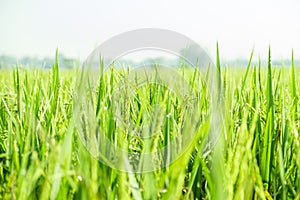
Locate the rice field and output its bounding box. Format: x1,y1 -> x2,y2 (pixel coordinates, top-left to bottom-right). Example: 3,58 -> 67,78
0,48 -> 299,199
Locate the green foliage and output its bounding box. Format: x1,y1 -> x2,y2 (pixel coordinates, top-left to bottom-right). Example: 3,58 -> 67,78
0,49 -> 299,200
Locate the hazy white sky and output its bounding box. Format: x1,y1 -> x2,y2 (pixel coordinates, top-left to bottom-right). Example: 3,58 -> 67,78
0,0 -> 299,61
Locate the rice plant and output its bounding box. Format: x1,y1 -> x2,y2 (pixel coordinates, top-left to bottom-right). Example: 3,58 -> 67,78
0,48 -> 299,199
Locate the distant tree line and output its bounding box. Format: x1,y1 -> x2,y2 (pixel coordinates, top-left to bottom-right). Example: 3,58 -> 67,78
0,52 -> 298,69
0,54 -> 77,69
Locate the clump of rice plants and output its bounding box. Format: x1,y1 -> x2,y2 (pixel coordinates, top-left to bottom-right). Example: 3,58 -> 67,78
0,48 -> 299,199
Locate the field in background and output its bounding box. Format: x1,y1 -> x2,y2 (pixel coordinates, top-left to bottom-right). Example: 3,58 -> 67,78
0,50 -> 300,200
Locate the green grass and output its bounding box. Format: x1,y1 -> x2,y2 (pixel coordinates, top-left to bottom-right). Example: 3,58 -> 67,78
0,49 -> 300,200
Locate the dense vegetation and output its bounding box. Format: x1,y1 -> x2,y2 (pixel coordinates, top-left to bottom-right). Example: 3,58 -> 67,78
0,49 -> 299,199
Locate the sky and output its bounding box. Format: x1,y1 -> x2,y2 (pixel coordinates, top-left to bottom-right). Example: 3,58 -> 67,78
0,0 -> 299,61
